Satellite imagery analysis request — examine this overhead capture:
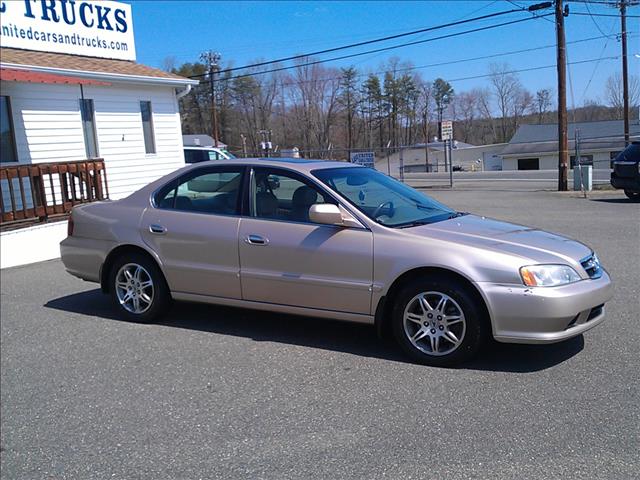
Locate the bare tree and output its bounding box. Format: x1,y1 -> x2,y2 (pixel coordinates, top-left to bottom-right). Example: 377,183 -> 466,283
288,60 -> 341,157
476,87 -> 497,144
605,72 -> 640,119
535,88 -> 553,124
513,88 -> 534,133
161,56 -> 177,73
488,63 -> 522,142
454,90 -> 479,143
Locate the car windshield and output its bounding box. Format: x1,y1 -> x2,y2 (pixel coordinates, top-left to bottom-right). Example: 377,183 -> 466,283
313,167 -> 458,227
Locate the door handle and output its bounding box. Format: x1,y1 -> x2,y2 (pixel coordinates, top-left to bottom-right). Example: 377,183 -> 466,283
245,234 -> 268,245
149,224 -> 167,234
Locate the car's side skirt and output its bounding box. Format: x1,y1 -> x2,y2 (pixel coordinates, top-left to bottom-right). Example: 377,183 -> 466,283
171,291 -> 375,325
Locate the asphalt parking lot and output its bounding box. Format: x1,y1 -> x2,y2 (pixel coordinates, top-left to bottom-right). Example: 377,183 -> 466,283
1,187 -> 639,479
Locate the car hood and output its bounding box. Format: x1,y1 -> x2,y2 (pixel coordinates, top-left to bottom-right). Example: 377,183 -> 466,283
410,214 -> 592,264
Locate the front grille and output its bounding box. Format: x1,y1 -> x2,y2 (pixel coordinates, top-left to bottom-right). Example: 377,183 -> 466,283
580,253 -> 603,279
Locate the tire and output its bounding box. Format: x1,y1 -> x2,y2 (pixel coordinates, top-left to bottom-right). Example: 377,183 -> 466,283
391,277 -> 488,367
624,190 -> 640,201
108,253 -> 170,323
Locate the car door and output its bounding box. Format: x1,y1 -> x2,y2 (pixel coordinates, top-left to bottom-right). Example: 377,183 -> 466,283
238,167 -> 374,315
141,165 -> 244,299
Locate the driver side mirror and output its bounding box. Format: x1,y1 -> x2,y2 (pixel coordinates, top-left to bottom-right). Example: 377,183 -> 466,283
309,203 -> 344,226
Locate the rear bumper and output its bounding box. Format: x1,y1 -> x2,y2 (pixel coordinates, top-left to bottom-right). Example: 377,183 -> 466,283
60,236 -> 114,283
477,271 -> 613,344
610,174 -> 640,192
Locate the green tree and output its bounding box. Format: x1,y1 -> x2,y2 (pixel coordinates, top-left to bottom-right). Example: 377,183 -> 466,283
338,67 -> 360,156
433,78 -> 454,128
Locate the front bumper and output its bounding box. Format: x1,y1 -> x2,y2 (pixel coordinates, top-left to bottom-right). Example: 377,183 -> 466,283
477,270 -> 613,344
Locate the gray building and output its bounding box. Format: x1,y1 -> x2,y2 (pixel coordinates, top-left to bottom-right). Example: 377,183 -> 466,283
501,119 -> 639,171
376,142 -> 507,176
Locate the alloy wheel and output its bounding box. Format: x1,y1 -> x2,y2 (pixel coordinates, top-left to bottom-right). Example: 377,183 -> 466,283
115,263 -> 154,314
403,291 -> 466,356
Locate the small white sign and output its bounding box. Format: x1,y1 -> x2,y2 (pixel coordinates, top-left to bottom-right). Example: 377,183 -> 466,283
350,152 -> 375,168
440,120 -> 453,141
0,0 -> 136,61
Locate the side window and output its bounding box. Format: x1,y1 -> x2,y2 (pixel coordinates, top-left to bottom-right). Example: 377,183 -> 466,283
79,98 -> 99,159
140,101 -> 156,154
0,96 -> 18,163
157,168 -> 243,215
251,168 -> 334,223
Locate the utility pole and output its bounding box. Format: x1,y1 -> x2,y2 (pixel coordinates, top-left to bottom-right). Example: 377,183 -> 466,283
620,0 -> 630,145
200,51 -> 221,147
555,0 -> 569,191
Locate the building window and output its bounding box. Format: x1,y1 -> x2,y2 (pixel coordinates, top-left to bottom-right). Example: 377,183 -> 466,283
79,98 -> 99,158
517,158 -> 539,170
140,101 -> 156,154
1,96 -> 18,163
570,154 -> 593,169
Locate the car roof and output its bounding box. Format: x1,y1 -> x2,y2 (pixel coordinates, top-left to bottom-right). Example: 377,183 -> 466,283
183,146 -> 227,150
187,158 -> 361,173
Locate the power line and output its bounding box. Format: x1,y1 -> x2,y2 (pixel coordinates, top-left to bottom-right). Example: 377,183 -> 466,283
196,32 -> 630,87
584,0 -> 618,38
205,14 -> 553,83
189,7 -> 536,79
443,56 -> 620,84
570,12 -> 640,17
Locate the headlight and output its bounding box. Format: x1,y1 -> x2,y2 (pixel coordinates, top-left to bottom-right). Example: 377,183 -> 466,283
520,265 -> 581,287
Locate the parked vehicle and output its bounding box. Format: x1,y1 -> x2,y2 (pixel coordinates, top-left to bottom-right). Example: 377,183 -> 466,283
61,159 -> 613,366
184,146 -> 236,164
610,142 -> 640,201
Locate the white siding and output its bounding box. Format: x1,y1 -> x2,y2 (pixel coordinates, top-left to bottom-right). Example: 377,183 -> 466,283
1,80 -> 186,200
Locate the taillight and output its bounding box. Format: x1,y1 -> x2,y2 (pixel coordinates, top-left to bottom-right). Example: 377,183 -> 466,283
67,215 -> 74,236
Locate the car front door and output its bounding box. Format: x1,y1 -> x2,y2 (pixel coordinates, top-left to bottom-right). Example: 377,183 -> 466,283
238,167 -> 373,315
141,166 -> 244,299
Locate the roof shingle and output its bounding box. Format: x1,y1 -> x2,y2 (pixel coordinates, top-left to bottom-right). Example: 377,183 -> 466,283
0,48 -> 195,84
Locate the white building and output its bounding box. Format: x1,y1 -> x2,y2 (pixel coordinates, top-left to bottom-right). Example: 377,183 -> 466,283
0,0 -> 196,268
501,120 -> 639,170
376,142 -> 507,177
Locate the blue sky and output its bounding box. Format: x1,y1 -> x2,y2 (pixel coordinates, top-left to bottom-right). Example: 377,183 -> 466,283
126,1 -> 639,105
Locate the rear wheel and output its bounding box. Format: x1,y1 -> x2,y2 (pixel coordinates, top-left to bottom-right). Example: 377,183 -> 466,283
624,190 -> 640,201
108,253 -> 170,322
392,277 -> 487,367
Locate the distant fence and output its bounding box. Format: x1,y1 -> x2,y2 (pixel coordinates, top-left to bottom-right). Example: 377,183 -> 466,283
0,159 -> 108,231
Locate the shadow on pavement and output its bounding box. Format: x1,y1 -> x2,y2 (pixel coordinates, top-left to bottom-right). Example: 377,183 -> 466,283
45,289 -> 584,373
589,197 -> 636,204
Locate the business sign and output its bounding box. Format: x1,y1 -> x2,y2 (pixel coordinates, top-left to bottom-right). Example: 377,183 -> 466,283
440,120 -> 453,140
350,152 -> 375,168
0,0 -> 136,61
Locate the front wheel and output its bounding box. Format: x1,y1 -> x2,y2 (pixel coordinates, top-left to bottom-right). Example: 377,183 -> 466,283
624,190 -> 640,201
108,253 -> 170,323
392,277 -> 488,367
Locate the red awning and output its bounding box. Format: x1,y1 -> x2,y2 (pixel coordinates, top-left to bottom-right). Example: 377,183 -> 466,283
0,68 -> 110,86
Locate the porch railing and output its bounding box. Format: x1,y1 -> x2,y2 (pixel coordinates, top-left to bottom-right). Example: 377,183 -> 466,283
0,159 -> 109,231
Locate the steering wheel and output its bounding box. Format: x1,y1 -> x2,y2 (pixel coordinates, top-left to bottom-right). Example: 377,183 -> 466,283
372,201 -> 395,219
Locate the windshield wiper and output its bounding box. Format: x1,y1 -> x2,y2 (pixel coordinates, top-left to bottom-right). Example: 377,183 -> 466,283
395,220 -> 433,228
447,211 -> 468,219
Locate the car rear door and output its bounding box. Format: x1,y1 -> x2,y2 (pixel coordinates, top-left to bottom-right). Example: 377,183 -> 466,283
141,165 -> 244,299
238,167 -> 373,315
